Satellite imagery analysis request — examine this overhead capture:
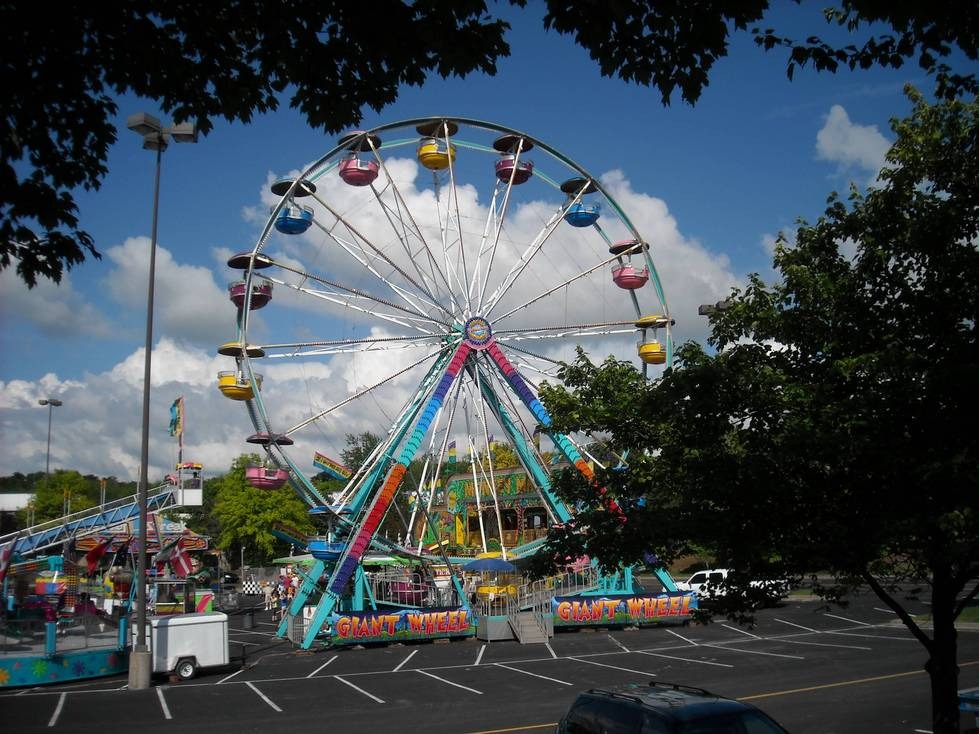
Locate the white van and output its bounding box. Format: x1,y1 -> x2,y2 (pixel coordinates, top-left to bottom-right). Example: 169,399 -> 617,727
675,569 -> 789,605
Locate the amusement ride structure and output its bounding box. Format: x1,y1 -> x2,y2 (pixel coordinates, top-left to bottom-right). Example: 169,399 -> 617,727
219,117 -> 681,648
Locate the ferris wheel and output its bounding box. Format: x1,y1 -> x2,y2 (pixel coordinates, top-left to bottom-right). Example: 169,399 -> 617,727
218,117 -> 673,641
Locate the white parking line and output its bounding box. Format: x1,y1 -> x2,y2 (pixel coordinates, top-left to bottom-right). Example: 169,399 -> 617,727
636,650 -> 734,668
705,644 -> 803,660
665,628 -> 697,646
722,624 -> 760,639
246,681 -> 282,712
545,643 -> 558,659
825,613 -> 871,626
416,669 -> 483,694
335,675 -> 385,703
157,688 -> 172,720
48,692 -> 66,727
307,654 -> 339,678
227,639 -> 264,647
774,618 -> 817,632
608,634 -> 630,652
827,630 -> 917,642
570,656 -> 657,677
475,644 -> 486,666
777,638 -> 872,651
494,662 -> 572,685
393,650 -> 418,672
217,669 -> 244,684
873,607 -> 896,614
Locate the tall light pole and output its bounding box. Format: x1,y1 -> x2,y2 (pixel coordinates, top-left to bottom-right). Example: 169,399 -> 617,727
126,112 -> 197,691
38,398 -> 63,514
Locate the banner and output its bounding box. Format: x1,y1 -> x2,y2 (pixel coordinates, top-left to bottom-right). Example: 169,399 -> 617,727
168,396 -> 184,438
313,451 -> 352,480
447,440 -> 457,464
326,606 -> 473,645
552,592 -> 696,626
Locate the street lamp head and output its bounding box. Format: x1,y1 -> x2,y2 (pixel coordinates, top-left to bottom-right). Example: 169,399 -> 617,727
127,113 -> 198,152
127,112 -> 162,137
168,122 -> 198,144
38,398 -> 63,407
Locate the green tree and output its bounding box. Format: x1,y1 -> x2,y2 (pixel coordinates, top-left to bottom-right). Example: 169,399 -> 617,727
340,432 -> 382,471
539,90 -> 978,733
4,3 -> 977,286
212,455 -> 315,566
21,470 -> 96,523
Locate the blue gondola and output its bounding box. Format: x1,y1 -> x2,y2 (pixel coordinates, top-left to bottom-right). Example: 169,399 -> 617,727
564,201 -> 601,227
274,204 -> 314,234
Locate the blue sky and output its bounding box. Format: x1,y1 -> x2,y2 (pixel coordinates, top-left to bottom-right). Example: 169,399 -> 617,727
0,4 -> 926,485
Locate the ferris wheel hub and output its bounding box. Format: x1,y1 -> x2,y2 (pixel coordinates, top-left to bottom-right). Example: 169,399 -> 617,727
463,316 -> 493,349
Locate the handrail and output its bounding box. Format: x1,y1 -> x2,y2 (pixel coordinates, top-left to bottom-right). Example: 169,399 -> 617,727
0,482 -> 176,555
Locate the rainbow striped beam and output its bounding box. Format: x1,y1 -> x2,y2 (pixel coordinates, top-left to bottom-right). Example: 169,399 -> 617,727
330,343 -> 472,594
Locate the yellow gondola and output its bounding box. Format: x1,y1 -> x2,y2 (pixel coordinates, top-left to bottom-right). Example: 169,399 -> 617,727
217,371 -> 263,400
638,341 -> 666,365
417,137 -> 456,170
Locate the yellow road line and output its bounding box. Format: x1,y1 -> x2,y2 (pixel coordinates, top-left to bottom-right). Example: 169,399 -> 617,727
738,659 -> 979,702
466,724 -> 556,734
466,660 -> 979,733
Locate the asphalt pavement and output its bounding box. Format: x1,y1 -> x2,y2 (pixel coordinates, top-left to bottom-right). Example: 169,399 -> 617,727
2,588 -> 978,733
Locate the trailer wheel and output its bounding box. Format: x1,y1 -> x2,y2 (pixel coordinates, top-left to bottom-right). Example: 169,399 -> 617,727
175,658 -> 197,680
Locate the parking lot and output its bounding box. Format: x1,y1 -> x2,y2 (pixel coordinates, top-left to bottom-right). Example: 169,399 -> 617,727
2,588 -> 978,733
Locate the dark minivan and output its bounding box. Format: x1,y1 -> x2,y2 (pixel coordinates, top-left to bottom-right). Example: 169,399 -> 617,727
556,681 -> 789,733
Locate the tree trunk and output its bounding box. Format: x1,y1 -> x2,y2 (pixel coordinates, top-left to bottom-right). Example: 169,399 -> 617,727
927,577 -> 961,734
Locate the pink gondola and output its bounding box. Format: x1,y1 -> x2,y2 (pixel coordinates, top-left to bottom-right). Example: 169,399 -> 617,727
495,155 -> 534,185
245,465 -> 289,490
228,280 -> 273,310
611,264 -> 649,289
339,156 -> 379,186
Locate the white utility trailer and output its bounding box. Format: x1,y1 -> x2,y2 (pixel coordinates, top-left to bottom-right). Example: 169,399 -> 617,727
139,611 -> 229,680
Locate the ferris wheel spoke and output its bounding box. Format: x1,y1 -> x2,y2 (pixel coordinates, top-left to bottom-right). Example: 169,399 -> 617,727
364,137 -> 462,317
439,122 -> 472,316
258,335 -> 446,359
495,322 -> 638,342
474,139 -> 532,311
307,190 -> 450,320
281,344 -> 451,437
266,264 -> 447,334
480,206 -> 568,318
492,250 -> 627,324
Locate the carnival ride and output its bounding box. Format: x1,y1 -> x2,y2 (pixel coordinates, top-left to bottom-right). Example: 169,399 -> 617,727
0,466 -> 204,687
218,118 -> 679,648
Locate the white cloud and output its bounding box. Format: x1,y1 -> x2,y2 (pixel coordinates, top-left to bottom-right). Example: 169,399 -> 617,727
816,105 -> 891,181
0,147 -> 744,488
0,267 -> 113,339
104,237 -> 232,346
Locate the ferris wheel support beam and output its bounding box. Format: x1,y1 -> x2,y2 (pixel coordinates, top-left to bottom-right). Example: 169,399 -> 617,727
325,342 -> 473,602
483,342 -> 625,520
468,360 -> 571,525
471,369 -> 509,558
341,346 -> 457,517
